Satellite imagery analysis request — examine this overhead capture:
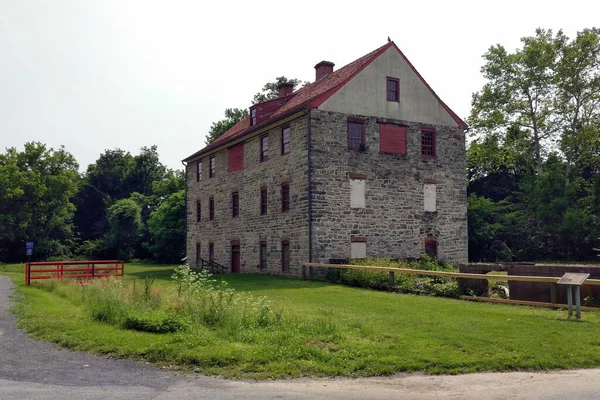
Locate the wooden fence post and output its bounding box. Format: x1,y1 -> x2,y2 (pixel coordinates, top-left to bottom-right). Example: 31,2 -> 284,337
550,282 -> 558,304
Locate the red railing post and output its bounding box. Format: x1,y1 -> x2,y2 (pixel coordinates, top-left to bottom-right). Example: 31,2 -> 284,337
25,262 -> 30,285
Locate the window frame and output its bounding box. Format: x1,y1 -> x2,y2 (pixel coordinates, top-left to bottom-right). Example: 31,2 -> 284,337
259,241 -> 267,270
209,197 -> 215,220
231,191 -> 239,218
347,118 -> 365,151
196,200 -> 201,222
209,155 -> 216,178
196,159 -> 202,182
260,134 -> 269,162
260,186 -> 268,215
281,240 -> 290,272
281,125 -> 291,155
421,128 -> 436,158
386,77 -> 400,102
281,182 -> 290,213
250,108 -> 257,126
424,237 -> 438,259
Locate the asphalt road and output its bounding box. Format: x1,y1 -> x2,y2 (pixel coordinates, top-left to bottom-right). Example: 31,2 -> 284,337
2,275 -> 600,399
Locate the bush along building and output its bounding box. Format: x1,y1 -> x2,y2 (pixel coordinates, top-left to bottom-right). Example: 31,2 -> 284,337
183,41 -> 468,276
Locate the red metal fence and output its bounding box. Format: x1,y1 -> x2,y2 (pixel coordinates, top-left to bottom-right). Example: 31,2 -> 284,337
25,260 -> 125,285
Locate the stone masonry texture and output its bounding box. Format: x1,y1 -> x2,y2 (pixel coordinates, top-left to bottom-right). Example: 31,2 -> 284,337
309,109 -> 468,264
186,116 -> 309,277
186,109 -> 468,276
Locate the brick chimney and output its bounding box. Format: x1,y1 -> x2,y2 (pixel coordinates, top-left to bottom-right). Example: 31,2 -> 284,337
314,61 -> 335,81
277,82 -> 294,97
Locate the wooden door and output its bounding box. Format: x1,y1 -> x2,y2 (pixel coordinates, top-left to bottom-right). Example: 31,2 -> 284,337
231,245 -> 240,273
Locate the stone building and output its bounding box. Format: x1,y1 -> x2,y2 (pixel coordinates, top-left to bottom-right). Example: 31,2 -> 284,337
182,41 -> 468,276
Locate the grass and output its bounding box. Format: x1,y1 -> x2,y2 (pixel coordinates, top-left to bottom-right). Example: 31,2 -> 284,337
3,262 -> 600,378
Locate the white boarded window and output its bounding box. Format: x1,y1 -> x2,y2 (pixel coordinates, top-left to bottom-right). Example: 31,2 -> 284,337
351,242 -> 367,258
350,178 -> 366,208
424,184 -> 436,212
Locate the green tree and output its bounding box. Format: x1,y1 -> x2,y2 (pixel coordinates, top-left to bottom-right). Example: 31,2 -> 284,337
104,198 -> 142,261
147,190 -> 185,262
0,142 -> 79,261
554,28 -> 600,173
469,29 -> 558,175
251,76 -> 305,104
205,108 -> 249,145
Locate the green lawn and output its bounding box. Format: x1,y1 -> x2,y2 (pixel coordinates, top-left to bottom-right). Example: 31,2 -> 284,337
2,262 -> 600,378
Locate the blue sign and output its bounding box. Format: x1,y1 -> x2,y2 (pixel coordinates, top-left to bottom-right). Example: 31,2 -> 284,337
26,242 -> 34,250
26,249 -> 33,256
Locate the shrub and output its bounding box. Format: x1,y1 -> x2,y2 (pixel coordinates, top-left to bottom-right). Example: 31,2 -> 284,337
325,258 -> 459,298
123,311 -> 187,333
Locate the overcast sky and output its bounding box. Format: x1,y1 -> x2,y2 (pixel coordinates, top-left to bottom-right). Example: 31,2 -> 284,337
0,1 -> 598,171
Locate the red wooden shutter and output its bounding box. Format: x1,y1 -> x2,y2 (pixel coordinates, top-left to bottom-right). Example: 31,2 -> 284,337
379,124 -> 407,154
227,143 -> 244,172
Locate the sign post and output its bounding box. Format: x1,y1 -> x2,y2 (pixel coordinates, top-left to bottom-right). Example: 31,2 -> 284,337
26,242 -> 34,263
557,272 -> 590,319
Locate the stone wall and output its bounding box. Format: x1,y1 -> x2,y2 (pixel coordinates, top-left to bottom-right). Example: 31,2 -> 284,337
309,109 -> 468,264
186,115 -> 309,277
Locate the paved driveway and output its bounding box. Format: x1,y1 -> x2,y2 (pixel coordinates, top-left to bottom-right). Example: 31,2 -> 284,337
2,275 -> 600,400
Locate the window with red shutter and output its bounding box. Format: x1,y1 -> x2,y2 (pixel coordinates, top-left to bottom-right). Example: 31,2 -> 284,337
379,124 -> 407,154
227,143 -> 244,172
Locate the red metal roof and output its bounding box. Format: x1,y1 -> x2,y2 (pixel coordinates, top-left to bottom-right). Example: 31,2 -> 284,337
183,41 -> 466,162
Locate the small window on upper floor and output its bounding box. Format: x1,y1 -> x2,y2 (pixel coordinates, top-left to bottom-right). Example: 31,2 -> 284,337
347,119 -> 365,151
232,192 -> 239,218
209,155 -> 216,177
387,77 -> 399,102
197,160 -> 202,181
281,182 -> 290,212
421,129 -> 436,158
251,108 -> 257,126
281,126 -> 291,155
260,135 -> 269,162
209,197 -> 215,220
260,186 -> 268,215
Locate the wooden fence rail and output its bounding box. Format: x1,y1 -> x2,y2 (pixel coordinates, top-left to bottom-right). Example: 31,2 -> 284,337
302,262 -> 600,286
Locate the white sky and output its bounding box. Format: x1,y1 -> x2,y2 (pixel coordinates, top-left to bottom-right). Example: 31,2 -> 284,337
0,0 -> 598,171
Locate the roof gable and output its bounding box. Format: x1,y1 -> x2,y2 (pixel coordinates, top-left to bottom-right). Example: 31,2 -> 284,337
183,41 -> 466,162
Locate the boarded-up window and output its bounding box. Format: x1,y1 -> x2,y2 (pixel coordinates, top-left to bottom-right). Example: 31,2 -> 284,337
351,241 -> 367,259
424,184 -> 436,212
350,178 -> 366,208
227,143 -> 244,172
379,124 -> 407,154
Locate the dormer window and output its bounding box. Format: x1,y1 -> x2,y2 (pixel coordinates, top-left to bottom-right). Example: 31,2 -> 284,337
251,108 -> 257,126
